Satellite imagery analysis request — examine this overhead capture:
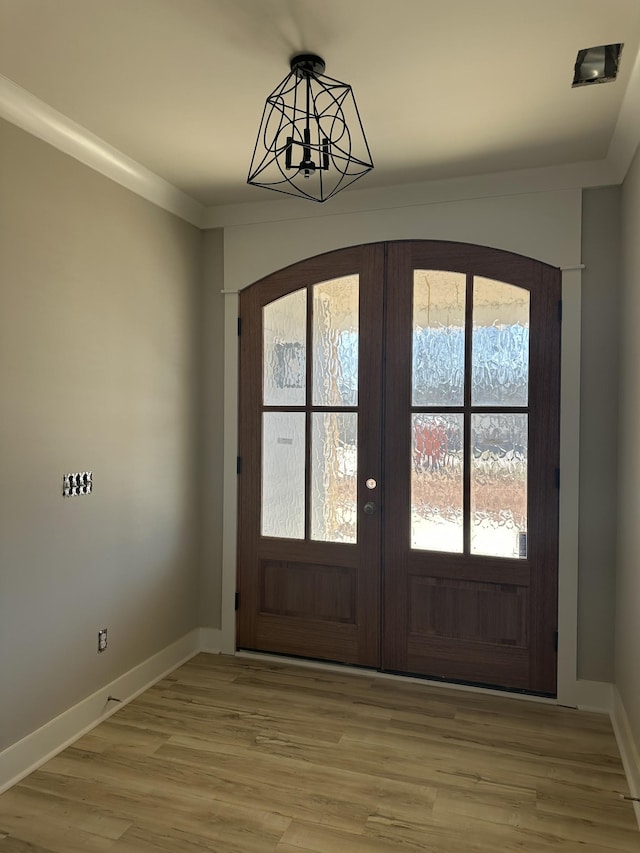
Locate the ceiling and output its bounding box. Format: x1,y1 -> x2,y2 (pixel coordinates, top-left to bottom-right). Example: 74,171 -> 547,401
1,0 -> 640,209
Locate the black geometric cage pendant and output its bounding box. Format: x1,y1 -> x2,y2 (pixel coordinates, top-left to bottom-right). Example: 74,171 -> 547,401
247,54 -> 374,203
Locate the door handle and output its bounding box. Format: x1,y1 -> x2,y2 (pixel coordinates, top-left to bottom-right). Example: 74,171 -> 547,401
363,502 -> 377,515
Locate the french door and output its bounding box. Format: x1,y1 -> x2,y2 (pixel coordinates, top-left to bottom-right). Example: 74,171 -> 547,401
237,241 -> 560,695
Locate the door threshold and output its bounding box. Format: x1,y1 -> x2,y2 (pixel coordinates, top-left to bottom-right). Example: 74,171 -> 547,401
235,649 -> 558,706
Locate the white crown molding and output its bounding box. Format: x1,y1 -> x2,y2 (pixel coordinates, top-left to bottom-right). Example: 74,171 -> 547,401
607,43 -> 640,184
202,158 -> 617,229
0,74 -> 204,228
2,61 -> 638,231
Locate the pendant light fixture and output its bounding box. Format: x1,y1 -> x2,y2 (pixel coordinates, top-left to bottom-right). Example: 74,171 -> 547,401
247,53 -> 374,202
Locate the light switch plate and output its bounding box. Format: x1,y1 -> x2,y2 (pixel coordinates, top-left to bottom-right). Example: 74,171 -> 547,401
63,472 -> 92,497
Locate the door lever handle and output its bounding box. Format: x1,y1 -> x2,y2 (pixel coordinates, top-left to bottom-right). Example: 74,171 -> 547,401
363,502 -> 377,515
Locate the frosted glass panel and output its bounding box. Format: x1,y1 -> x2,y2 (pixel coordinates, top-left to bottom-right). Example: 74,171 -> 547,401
411,414 -> 464,553
311,412 -> 357,543
472,277 -> 529,406
263,290 -> 306,406
413,270 -> 466,406
313,276 -> 359,406
471,414 -> 528,558
262,412 -> 305,539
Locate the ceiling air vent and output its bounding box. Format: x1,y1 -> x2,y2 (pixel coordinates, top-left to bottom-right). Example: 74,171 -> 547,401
572,44 -> 623,87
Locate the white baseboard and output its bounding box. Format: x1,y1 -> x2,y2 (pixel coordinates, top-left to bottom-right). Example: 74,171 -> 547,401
0,629 -> 201,795
611,686 -> 640,830
573,679 -> 613,713
198,627 -> 223,653
2,632 -> 637,836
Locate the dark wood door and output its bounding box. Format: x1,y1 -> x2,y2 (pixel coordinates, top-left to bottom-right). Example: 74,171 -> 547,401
383,243 -> 560,694
238,241 -> 560,694
237,245 -> 385,666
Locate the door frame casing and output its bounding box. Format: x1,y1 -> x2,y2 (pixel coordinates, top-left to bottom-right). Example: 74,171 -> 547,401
219,247 -> 584,708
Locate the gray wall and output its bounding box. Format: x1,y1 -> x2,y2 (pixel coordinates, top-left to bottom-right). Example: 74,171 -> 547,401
0,119 -> 203,750
0,109 -> 631,758
617,146 -> 640,751
578,187 -> 621,682
198,229 -> 225,628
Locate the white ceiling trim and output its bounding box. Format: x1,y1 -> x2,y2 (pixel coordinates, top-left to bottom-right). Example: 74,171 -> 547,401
0,71 -> 635,231
202,159 -> 617,229
606,43 -> 640,183
0,74 -> 204,227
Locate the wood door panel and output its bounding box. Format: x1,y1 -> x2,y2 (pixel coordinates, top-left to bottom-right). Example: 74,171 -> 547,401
239,240 -> 560,696
406,637 -> 530,690
238,244 -> 385,668
261,560 -> 356,623
259,538 -> 359,567
408,576 -> 529,647
407,551 -> 530,586
383,241 -> 560,695
255,616 -> 359,663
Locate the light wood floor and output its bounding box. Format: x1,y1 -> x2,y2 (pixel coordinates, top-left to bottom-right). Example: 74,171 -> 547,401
0,654 -> 638,852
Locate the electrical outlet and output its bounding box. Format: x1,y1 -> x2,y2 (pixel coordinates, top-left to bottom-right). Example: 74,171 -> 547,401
98,628 -> 107,653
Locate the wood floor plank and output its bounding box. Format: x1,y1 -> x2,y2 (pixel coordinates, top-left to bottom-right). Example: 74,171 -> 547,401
278,819 -> 406,852
0,839 -> 58,853
157,734 -> 438,834
0,653 -> 637,852
0,788 -> 130,841
112,797 -> 290,853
